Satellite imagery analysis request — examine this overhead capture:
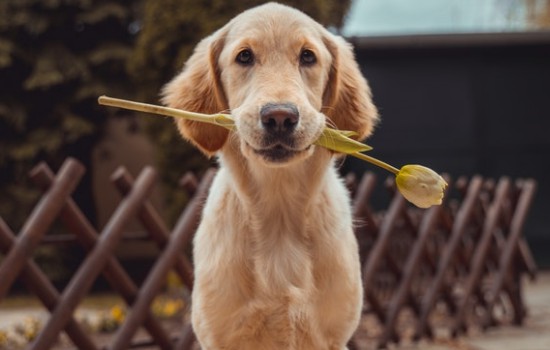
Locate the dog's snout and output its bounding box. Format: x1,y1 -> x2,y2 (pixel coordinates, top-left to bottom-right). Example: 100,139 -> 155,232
260,103 -> 299,133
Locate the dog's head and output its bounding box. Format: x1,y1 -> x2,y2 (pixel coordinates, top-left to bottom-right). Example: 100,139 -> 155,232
163,2 -> 378,166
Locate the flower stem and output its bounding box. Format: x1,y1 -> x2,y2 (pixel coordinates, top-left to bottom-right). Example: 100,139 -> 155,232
98,95 -> 400,174
97,96 -> 231,127
350,152 -> 400,175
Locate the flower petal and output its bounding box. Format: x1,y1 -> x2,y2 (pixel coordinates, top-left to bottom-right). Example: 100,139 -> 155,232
315,127 -> 372,154
396,165 -> 447,208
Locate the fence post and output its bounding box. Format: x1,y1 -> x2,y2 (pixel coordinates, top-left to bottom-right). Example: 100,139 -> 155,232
29,163 -> 174,349
0,158 -> 84,301
451,177 -> 511,335
362,193 -> 407,326
0,218 -> 97,350
30,167 -> 157,350
416,176 -> 483,338
108,169 -> 215,350
111,168 -> 195,290
380,199 -> 447,344
481,179 -> 537,328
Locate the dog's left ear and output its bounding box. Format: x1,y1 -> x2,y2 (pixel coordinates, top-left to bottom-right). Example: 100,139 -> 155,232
322,34 -> 379,140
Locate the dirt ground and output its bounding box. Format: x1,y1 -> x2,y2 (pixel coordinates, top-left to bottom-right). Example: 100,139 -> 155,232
1,272 -> 549,349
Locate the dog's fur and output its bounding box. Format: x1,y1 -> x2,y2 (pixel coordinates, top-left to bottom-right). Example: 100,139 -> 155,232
162,3 -> 378,349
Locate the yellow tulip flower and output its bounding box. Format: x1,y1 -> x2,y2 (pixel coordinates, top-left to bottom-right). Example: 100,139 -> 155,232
395,165 -> 448,208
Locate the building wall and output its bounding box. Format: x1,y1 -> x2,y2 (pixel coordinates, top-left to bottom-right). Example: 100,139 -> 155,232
344,32 -> 550,266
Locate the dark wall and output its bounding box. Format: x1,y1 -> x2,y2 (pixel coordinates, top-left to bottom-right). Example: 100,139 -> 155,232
343,33 -> 550,266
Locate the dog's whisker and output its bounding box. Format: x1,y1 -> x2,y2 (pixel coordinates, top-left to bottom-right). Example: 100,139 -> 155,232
324,116 -> 339,130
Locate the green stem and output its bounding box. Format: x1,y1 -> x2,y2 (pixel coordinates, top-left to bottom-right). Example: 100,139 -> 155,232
98,95 -> 400,175
350,152 -> 400,175
98,96 -> 233,129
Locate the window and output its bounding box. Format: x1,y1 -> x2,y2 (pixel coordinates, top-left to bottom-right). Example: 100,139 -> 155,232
342,0 -> 550,36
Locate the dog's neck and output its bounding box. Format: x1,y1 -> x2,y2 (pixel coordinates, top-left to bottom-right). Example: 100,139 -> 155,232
220,144 -> 334,215
219,144 -> 337,292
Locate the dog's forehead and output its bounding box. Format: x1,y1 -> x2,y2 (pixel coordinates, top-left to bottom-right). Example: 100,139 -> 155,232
219,10 -> 328,66
233,3 -> 315,26
225,4 -> 322,44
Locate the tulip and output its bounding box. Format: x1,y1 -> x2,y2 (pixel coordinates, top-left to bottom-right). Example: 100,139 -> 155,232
98,96 -> 447,208
395,165 -> 447,208
350,152 -> 447,208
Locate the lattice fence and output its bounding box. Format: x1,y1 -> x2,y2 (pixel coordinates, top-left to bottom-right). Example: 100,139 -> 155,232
0,158 -> 537,349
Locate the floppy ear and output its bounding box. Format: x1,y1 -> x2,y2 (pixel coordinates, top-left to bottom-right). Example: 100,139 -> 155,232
322,34 -> 379,141
161,30 -> 229,156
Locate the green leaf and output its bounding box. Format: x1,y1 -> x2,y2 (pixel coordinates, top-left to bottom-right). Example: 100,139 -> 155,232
315,127 -> 372,153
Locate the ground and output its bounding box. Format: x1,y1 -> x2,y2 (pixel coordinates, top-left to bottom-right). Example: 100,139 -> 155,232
403,271 -> 550,350
1,272 -> 549,349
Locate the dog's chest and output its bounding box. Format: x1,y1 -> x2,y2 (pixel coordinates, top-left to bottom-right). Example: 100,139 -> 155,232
192,171 -> 362,349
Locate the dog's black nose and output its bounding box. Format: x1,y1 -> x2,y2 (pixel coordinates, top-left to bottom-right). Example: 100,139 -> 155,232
260,103 -> 299,133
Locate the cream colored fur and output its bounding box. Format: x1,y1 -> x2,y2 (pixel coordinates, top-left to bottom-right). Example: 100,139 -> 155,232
162,3 -> 378,349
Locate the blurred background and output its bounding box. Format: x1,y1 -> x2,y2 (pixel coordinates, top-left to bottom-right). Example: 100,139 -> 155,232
0,0 -> 549,286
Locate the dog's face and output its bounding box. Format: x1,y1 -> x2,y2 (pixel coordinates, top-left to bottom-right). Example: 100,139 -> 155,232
163,3 -> 378,166
218,10 -> 332,165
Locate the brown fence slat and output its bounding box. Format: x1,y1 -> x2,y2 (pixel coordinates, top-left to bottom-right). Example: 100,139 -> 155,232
174,324 -> 197,350
451,177 -> 511,335
481,179 -> 537,328
362,193 -> 407,315
30,166 -> 158,350
111,168 -> 195,291
0,159 -> 84,301
0,218 -> 98,350
416,176 -> 484,338
29,163 -> 174,349
380,197 -> 447,345
352,172 -> 378,264
109,169 -> 215,350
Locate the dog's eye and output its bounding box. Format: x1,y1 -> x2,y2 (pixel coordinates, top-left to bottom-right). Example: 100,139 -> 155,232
236,49 -> 254,66
300,49 -> 316,66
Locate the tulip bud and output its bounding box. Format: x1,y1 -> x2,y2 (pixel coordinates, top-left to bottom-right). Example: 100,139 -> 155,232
395,165 -> 447,208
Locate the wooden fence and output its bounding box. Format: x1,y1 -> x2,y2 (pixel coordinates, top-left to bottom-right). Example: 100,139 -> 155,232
0,157 -> 538,349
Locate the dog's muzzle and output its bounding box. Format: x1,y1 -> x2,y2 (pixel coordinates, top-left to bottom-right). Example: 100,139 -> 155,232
260,103 -> 299,135
253,102 -> 307,162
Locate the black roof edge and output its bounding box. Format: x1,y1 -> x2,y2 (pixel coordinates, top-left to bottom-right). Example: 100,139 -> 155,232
347,30 -> 550,50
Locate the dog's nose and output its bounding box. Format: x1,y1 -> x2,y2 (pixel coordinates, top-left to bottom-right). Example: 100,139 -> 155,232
260,103 -> 299,133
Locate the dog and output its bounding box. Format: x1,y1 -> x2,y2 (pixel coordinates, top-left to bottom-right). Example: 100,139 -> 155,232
162,3 -> 378,349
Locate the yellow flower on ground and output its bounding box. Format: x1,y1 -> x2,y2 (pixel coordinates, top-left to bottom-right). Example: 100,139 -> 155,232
0,330 -> 8,346
152,296 -> 185,319
395,165 -> 448,208
110,305 -> 126,324
14,317 -> 41,341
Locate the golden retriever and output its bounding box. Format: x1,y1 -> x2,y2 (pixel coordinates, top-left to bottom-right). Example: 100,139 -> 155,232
162,3 -> 378,349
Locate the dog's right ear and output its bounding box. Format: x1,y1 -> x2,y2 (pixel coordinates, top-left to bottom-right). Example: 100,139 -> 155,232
162,30 -> 229,156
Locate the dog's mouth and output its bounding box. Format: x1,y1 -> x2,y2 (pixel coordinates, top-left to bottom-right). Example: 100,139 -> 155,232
249,143 -> 312,163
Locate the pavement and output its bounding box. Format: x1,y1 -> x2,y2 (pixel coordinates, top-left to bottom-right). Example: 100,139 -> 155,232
408,271 -> 550,350
1,272 -> 549,349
